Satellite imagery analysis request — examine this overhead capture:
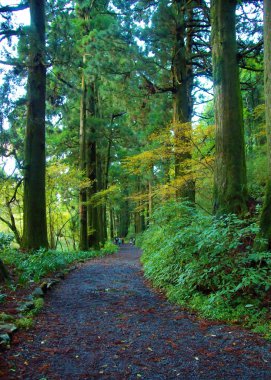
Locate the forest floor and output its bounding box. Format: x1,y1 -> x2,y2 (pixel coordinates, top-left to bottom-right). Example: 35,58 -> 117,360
1,245 -> 271,379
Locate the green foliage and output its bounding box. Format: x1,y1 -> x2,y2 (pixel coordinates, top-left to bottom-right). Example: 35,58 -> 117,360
0,232 -> 14,250
16,317 -> 34,330
27,298 -> 45,317
0,312 -> 14,322
0,248 -> 110,283
140,200 -> 271,336
100,240 -> 118,255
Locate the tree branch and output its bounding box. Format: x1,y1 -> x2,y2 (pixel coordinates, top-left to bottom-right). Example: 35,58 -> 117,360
0,215 -> 13,230
239,64 -> 263,72
7,178 -> 23,205
0,2 -> 29,13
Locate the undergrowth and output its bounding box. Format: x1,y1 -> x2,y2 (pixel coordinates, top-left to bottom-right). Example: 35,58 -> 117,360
139,200 -> 271,338
0,239 -> 116,284
0,239 -> 117,333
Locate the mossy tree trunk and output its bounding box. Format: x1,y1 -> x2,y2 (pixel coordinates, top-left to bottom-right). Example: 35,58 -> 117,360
172,0 -> 195,202
211,0 -> 248,215
22,0 -> 48,249
259,0 -> 271,245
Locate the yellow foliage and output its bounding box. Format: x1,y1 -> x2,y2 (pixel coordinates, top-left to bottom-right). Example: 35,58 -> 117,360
254,104 -> 265,120
123,148 -> 165,174
47,162 -> 93,191
88,185 -> 120,206
122,121 -> 215,210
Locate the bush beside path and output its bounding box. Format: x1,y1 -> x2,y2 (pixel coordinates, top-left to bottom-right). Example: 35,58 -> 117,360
1,245 -> 271,379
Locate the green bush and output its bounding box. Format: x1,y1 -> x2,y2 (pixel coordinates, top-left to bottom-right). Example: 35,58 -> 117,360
16,317 -> 34,330
100,240 -> 118,255
0,232 -> 14,250
140,200 -> 271,336
0,248 -> 106,283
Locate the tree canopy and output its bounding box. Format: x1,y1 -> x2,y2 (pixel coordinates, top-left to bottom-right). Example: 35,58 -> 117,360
0,0 -> 268,249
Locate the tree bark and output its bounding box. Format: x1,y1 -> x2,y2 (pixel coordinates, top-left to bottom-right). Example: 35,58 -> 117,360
172,0 -> 195,202
0,259 -> 9,283
211,0 -> 248,215
148,180 -> 153,220
48,202 -> 56,249
96,156 -> 107,244
119,199 -> 129,237
259,0 -> 271,244
134,180 -> 145,234
22,0 -> 48,249
87,83 -> 100,248
79,55 -> 88,251
109,207 -> 114,240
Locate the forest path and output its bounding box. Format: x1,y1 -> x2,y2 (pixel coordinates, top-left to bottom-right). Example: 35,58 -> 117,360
1,245 -> 271,379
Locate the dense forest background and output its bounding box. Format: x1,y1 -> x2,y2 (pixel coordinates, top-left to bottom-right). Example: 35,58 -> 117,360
1,0 -> 271,335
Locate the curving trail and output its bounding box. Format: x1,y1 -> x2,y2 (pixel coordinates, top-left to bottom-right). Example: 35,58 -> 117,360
1,245 -> 271,379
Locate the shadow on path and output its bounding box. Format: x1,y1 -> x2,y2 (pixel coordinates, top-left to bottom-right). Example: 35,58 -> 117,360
1,244 -> 271,379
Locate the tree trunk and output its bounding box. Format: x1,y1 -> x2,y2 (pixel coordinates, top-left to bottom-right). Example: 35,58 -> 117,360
172,0 -> 195,202
79,55 -> 88,251
211,0 -> 248,215
148,180 -> 153,220
119,201 -> 129,237
134,180 -> 145,234
48,202 -> 56,249
96,156 -> 107,244
0,259 -> 9,283
109,207 -> 114,239
87,83 -> 100,248
22,0 -> 48,249
259,0 -> 271,244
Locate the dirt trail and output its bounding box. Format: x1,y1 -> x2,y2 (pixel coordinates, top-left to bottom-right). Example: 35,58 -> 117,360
1,245 -> 271,379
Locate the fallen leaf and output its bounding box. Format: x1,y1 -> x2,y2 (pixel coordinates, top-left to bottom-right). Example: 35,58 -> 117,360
38,364 -> 50,373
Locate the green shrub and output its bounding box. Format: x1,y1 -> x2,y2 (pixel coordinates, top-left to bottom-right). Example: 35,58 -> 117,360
140,200 -> 271,336
100,240 -> 118,255
16,317 -> 34,330
0,312 -> 14,322
27,298 -> 45,317
0,248 -> 103,283
0,232 -> 14,250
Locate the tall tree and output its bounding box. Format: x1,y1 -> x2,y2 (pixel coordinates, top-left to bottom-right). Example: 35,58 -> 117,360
86,82 -> 100,248
259,0 -> 271,245
22,0 -> 48,249
211,0 -> 248,215
79,53 -> 88,250
172,0 -> 195,201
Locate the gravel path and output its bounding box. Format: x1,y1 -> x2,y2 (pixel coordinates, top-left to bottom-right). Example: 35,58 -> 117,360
1,245 -> 271,379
